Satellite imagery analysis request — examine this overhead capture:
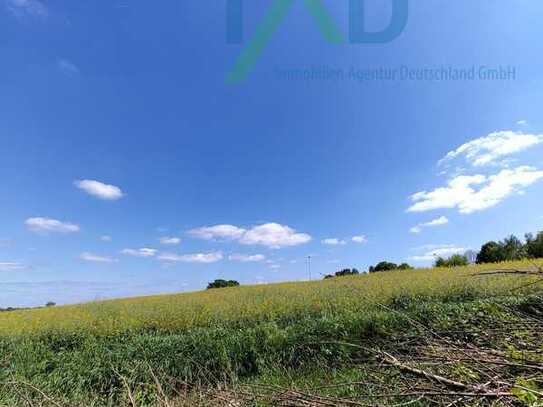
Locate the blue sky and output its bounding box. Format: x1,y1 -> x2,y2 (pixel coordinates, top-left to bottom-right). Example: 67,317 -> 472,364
1,0 -> 543,307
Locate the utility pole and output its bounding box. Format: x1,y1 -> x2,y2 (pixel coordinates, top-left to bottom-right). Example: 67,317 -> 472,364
307,255 -> 312,281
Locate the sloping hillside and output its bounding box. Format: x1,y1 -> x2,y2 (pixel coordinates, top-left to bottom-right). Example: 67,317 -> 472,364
1,261 -> 542,406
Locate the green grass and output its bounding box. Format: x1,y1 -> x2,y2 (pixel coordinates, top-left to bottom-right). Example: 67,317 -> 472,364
0,260 -> 542,406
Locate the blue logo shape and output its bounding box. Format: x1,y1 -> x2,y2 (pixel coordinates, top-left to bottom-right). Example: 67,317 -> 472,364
226,0 -> 409,83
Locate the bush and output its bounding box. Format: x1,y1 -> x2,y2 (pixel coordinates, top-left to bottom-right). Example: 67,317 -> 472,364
477,241 -> 505,264
207,279 -> 240,289
369,262 -> 398,273
525,232 -> 543,259
335,268 -> 359,277
369,262 -> 412,273
434,254 -> 469,268
323,269 -> 359,279
476,235 -> 528,264
398,263 -> 413,270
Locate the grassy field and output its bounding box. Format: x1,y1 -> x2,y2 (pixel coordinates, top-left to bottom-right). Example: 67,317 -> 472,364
1,260 -> 543,406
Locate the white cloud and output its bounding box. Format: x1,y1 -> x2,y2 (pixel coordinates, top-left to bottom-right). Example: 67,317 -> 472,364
5,0 -> 47,19
352,235 -> 368,243
25,217 -> 80,234
100,235 -> 112,242
58,59 -> 80,76
159,237 -> 181,245
322,235 -> 367,245
0,262 -> 27,272
158,252 -> 223,263
188,225 -> 246,240
240,223 -> 311,248
438,131 -> 543,168
409,226 -> 422,234
268,264 -> 281,269
517,120 -> 528,126
80,252 -> 117,263
321,238 -> 347,246
75,179 -> 124,201
408,166 -> 543,214
121,248 -> 157,258
228,254 -> 266,262
409,216 -> 449,234
408,245 -> 468,262
425,216 -> 449,226
188,222 -> 311,249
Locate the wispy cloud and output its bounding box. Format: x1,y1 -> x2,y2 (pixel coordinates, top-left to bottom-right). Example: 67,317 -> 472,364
228,253 -> 265,262
158,252 -> 223,263
159,237 -> 181,245
408,166 -> 543,214
5,0 -> 48,19
352,235 -> 368,244
80,252 -> 117,263
75,179 -> 124,201
188,225 -> 246,240
322,235 -> 367,245
25,217 -> 80,234
0,239 -> 13,248
121,248 -> 157,258
409,216 -> 449,234
438,130 -> 543,168
321,238 -> 346,246
58,59 -> 80,76
100,235 -> 112,242
0,262 -> 27,272
408,245 -> 468,262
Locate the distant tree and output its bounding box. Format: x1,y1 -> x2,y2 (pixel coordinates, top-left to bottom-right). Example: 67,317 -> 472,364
434,257 -> 447,268
45,301 -> 56,307
324,268 -> 360,279
525,232 -> 543,259
335,268 -> 360,277
370,261 -> 398,273
476,241 -> 505,264
476,235 -> 527,264
501,235 -> 526,261
397,263 -> 413,270
434,254 -> 469,268
206,279 -> 240,289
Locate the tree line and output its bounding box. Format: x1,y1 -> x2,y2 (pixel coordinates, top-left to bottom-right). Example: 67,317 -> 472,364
325,231 -> 543,278
433,231 -> 543,268
476,232 -> 543,263
207,231 -> 543,286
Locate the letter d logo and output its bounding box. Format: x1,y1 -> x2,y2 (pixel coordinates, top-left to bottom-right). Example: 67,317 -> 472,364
349,0 -> 408,44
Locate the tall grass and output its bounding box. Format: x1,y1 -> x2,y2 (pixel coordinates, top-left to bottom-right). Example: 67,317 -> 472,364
1,260 -> 541,337
0,260 -> 542,405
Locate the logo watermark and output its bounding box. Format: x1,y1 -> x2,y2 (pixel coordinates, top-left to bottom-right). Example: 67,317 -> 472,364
274,65 -> 517,82
226,0 -> 409,83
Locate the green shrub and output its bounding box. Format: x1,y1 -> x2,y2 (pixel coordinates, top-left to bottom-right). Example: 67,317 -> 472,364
434,254 -> 469,268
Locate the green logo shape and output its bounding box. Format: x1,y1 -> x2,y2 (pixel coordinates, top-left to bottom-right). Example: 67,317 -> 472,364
226,0 -> 344,84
